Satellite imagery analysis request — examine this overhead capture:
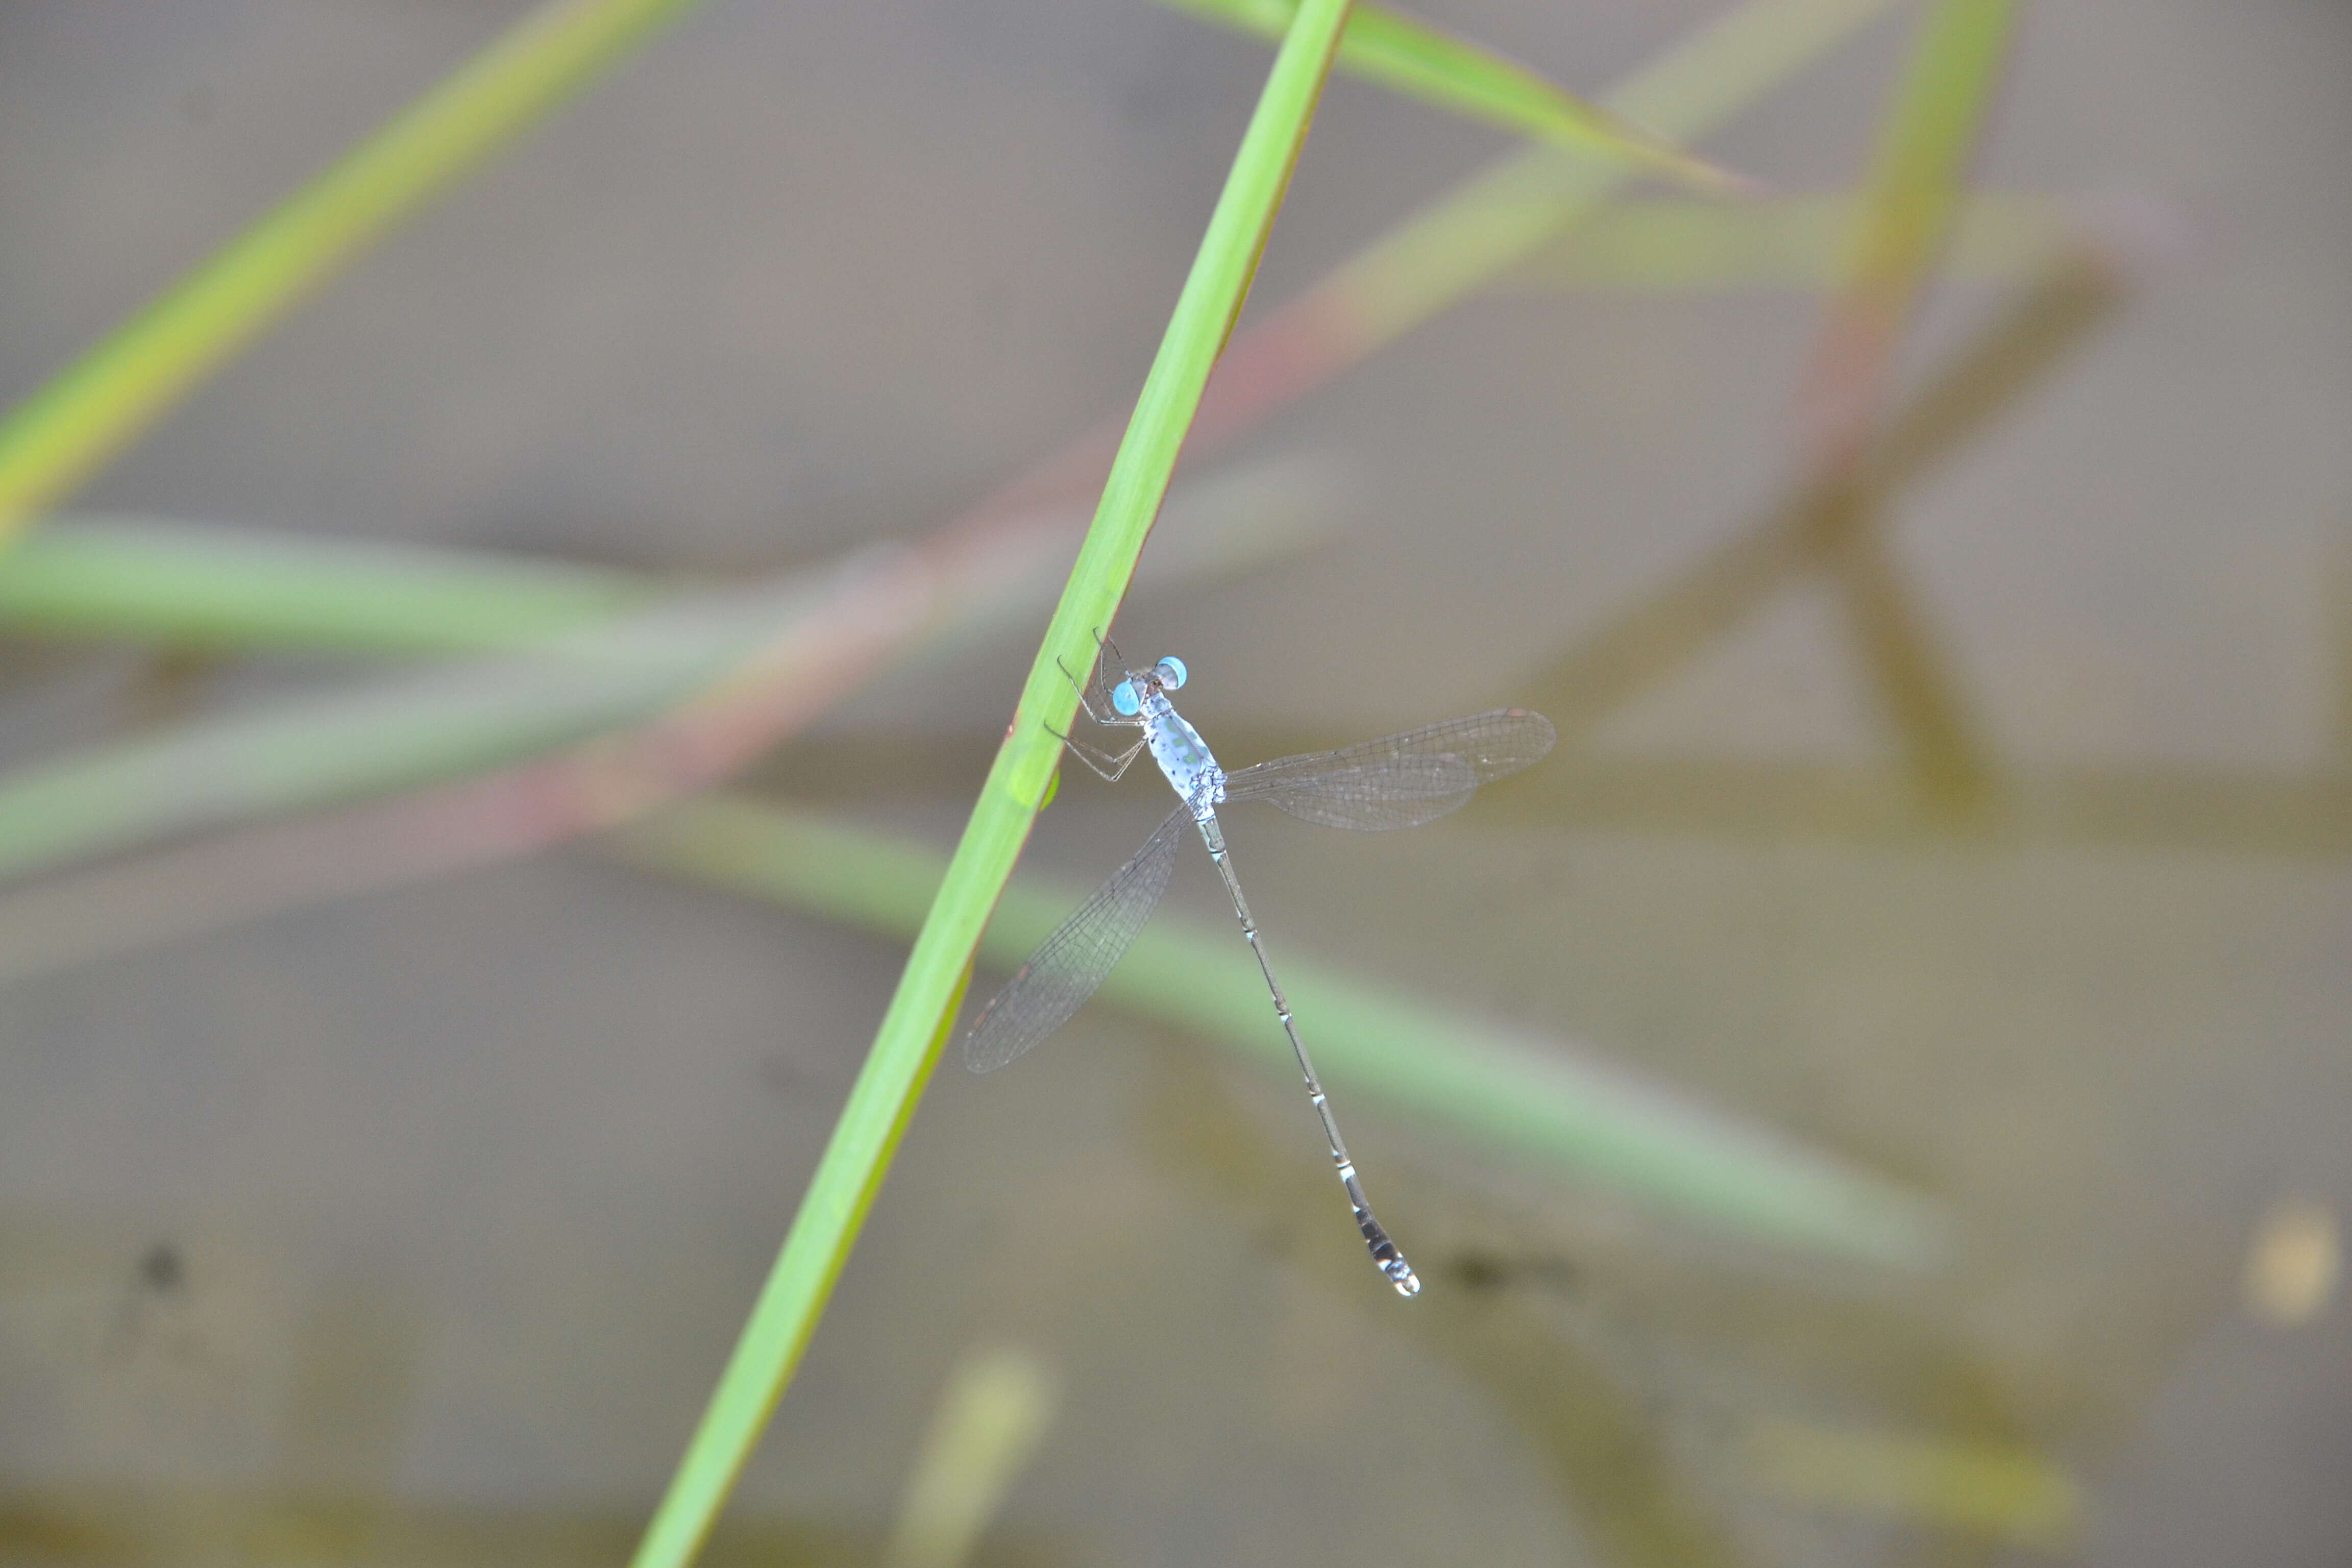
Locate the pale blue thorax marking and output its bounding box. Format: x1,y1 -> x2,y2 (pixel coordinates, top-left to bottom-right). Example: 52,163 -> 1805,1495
1140,689 -> 1226,822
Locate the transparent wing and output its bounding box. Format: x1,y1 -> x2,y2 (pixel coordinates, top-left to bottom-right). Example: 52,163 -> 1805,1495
1223,708 -> 1558,831
1236,752 -> 1479,830
962,806 -> 1191,1073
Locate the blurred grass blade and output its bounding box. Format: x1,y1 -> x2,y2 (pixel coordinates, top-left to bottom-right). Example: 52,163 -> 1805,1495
0,560 -> 937,986
1159,0 -> 1750,192
2,457 -> 1337,658
0,516 -> 657,652
1509,249 -> 2123,746
1197,0 -> 1899,435
0,0 -> 1898,659
0,466 -> 1342,970
957,0 -> 1899,522
0,577 -> 851,886
1781,0 -> 2016,806
0,462 -> 1338,898
1497,191 -> 2071,292
1,0 -> 1894,893
0,0 -> 1904,940
0,0 -> 706,548
1799,0 -> 2020,454
628,3 -> 1359,1564
611,795 -> 1946,1269
1736,1416 -> 2084,1547
881,1348 -> 1060,1568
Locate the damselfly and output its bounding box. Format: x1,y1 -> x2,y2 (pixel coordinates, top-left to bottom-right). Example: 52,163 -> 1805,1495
963,641 -> 1555,1296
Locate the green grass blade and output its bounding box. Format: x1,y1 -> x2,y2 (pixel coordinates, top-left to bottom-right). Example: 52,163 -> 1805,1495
1345,0 -> 1898,342
1202,0 -> 1898,420
1496,191 -> 2070,292
611,794 -> 1946,1269
0,458 -> 1337,657
1799,0 -> 2020,451
1782,0 -> 2017,805
0,0 -> 707,547
1159,0 -> 1749,192
880,1348 -> 1061,1568
928,0 -> 1898,500
0,579 -> 839,886
0,516 -> 656,652
0,556 -> 937,987
626,4 -> 1359,1563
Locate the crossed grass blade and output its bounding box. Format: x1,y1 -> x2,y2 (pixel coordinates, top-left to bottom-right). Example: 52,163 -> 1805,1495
0,461 -> 1341,911
1792,0 -> 2020,806
1159,0 -> 1752,192
0,0 -> 1899,900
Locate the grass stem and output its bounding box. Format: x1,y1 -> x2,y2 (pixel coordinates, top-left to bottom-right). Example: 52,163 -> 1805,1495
626,3 -> 1359,1563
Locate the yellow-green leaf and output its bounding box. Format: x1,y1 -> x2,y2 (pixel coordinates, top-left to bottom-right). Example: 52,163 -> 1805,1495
0,0 -> 707,551
1160,0 -> 1751,192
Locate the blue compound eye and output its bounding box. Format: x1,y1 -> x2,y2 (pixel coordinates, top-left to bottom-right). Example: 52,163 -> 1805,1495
1154,655 -> 1188,691
1111,679 -> 1141,716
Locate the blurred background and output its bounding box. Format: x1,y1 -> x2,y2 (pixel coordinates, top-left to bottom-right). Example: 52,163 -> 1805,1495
0,0 -> 2347,1563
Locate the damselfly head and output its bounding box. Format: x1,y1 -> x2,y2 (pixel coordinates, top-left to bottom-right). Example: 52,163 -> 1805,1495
1110,655 -> 1188,716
